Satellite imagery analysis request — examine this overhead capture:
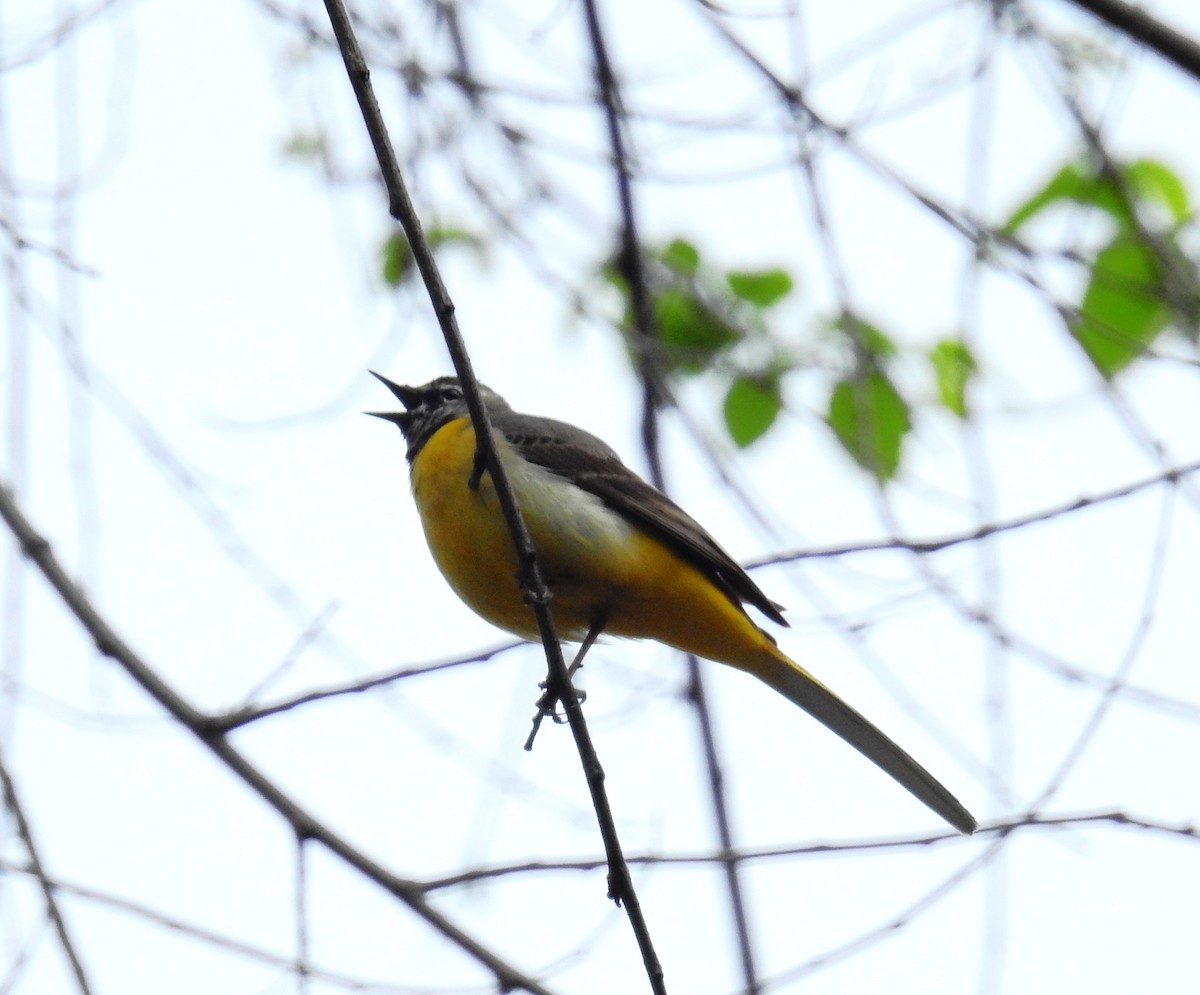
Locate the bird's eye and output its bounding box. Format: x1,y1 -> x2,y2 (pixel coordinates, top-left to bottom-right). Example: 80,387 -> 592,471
441,385 -> 462,401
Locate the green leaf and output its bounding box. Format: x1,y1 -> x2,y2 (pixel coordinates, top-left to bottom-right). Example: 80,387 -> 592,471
1004,157 -> 1191,237
654,288 -> 741,373
726,268 -> 793,308
827,372 -> 911,482
1075,235 -> 1171,376
381,227 -> 484,288
281,132 -> 328,161
1124,159 -> 1191,223
929,339 -> 976,418
723,375 -> 782,447
831,316 -> 898,358
659,239 -> 700,276
426,226 -> 484,253
381,232 -> 413,287
1003,161 -> 1133,234
599,260 -> 627,292
1004,163 -> 1086,234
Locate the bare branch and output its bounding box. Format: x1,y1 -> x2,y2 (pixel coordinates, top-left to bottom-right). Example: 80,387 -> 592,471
0,744 -> 95,995
214,641 -> 523,731
750,458 -> 1200,567
420,809 -> 1200,890
319,3 -> 663,990
0,483 -> 557,995
1062,0 -> 1200,83
0,856 -> 481,994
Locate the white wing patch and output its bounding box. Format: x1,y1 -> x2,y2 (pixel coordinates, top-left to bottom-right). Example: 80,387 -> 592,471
498,439 -> 634,565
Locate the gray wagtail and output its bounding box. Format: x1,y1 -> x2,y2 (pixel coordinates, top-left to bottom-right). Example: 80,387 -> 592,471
371,373 -> 975,834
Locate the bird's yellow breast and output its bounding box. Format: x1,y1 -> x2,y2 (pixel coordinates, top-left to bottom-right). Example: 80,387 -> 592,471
410,418 -> 527,634
409,416 -> 776,666
410,417 -> 639,639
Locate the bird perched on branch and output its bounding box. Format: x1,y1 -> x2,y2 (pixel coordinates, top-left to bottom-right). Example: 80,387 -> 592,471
371,372 -> 975,835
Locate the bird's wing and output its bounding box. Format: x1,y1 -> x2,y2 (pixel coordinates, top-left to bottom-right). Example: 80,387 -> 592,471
495,412 -> 787,626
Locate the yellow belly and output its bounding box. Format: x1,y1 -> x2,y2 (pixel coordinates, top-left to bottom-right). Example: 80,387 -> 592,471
409,417 -> 777,668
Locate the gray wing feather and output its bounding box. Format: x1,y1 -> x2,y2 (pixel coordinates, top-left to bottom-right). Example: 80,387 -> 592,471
495,411 -> 787,626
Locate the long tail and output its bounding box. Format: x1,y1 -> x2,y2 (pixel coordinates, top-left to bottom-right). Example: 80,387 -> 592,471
751,646 -> 976,835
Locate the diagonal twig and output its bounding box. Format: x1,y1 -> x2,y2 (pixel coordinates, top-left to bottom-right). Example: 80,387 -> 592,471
418,808 -> 1200,889
211,641 -> 522,731
1062,0 -> 1200,84
0,742 -> 96,995
749,458 -> 1200,567
0,484 -> 557,995
578,1 -> 755,991
318,3 -> 664,991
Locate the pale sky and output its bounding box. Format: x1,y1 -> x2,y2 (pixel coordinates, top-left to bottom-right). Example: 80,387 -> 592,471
3,1 -> 1200,993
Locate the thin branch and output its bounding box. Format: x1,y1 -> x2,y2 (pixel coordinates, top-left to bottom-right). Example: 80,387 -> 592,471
0,856 -> 492,995
1029,485 -> 1175,810
0,742 -> 95,995
0,484 -> 557,995
60,356 -> 371,670
749,458 -> 1200,567
768,842 -> 1001,989
294,834 -> 312,995
681,658 -> 761,995
0,914 -> 44,995
321,0 -> 573,836
578,2 -> 747,991
419,810 -> 1200,890
213,641 -> 522,731
579,0 -> 666,440
319,4 -> 661,991
241,601 -> 341,705
1061,0 -> 1200,84
955,35 -> 1015,987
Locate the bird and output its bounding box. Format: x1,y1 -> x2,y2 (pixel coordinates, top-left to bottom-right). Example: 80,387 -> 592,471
369,372 -> 976,834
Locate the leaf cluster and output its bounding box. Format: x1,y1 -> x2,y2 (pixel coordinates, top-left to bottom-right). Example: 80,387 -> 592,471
603,238 -> 795,448
1004,157 -> 1199,376
376,161 -> 1199,484
601,240 -> 977,482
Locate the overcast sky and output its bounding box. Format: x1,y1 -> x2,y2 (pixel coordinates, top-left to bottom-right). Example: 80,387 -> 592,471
4,1 -> 1200,993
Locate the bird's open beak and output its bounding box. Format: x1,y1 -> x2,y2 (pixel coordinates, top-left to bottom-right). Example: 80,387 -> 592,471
366,371 -> 420,429
369,370 -> 422,408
